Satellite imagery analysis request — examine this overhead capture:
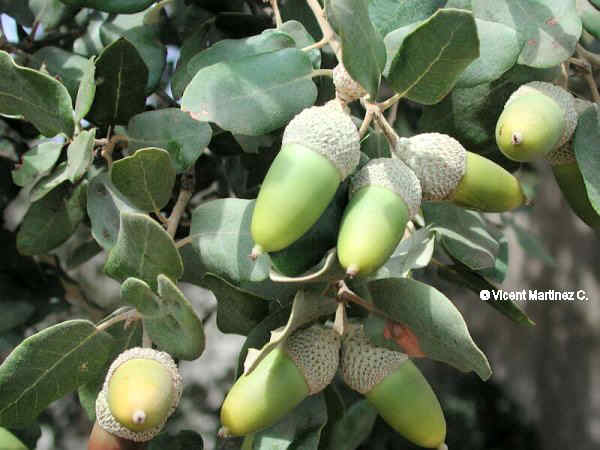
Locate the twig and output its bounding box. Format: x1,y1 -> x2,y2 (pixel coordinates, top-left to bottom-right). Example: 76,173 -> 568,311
302,38 -> 331,52
23,20 -> 40,49
376,93 -> 403,111
371,108 -> 400,150
358,107 -> 375,139
99,134 -> 128,169
311,68 -> 334,78
305,0 -> 341,58
387,102 -> 399,127
576,43 -> 600,69
573,46 -> 600,103
557,61 -> 569,90
175,235 -> 193,249
583,71 -> 600,102
267,0 -> 283,27
154,89 -> 178,108
97,309 -> 140,332
167,167 -> 195,237
336,280 -> 387,317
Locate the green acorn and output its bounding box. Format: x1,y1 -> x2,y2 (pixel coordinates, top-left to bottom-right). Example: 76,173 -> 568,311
333,63 -> 368,103
251,102 -> 360,256
96,348 -> 183,442
220,324 -> 340,436
545,99 -> 600,229
395,133 -> 526,212
337,158 -> 422,277
341,326 -> 446,449
495,81 -> 577,161
0,428 -> 28,450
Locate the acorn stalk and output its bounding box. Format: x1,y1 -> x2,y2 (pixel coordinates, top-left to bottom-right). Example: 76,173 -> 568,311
220,324 -> 340,436
341,326 -> 446,449
495,81 -> 577,161
251,102 -> 360,255
96,348 -> 183,442
337,158 -> 422,277
395,133 -> 526,212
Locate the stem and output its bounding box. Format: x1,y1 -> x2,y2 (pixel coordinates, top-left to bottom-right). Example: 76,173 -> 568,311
306,0 -> 341,58
377,93 -> 403,111
302,38 -> 331,52
576,43 -> 600,69
358,107 -> 375,139
573,46 -> 600,102
387,102 -> 399,127
99,134 -> 128,170
268,0 -> 283,27
372,108 -> 400,150
336,281 -> 387,318
167,167 -> 195,237
97,309 -> 139,332
175,235 -> 193,249
557,61 -> 569,90
311,68 -> 334,78
142,326 -> 152,347
333,302 -> 348,336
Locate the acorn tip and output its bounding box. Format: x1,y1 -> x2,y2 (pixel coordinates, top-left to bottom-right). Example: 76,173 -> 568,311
132,410 -> 146,425
511,131 -> 523,145
438,444 -> 448,450
346,265 -> 359,278
249,244 -> 263,260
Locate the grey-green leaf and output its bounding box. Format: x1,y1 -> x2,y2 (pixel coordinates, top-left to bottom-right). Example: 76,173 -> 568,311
110,148 -> 175,212
58,0 -> 155,13
11,141 -> 62,187
17,182 -> 87,256
0,319 -> 114,427
75,57 -> 96,123
368,0 -> 445,37
127,109 -> 212,173
0,302 -> 35,333
31,46 -> 88,100
326,0 -> 386,98
181,48 -> 317,136
29,161 -> 69,202
87,38 -> 148,125
368,277 -> 492,380
0,51 -> 74,137
190,199 -> 270,283
104,212 -> 183,290
385,8 -> 479,104
325,399 -> 377,450
574,104 -> 600,215
66,128 -> 95,183
472,0 -> 582,68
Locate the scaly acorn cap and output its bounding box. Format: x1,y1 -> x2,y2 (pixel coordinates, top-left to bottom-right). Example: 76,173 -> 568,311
350,158 -> 422,218
96,348 -> 183,442
394,133 -> 467,202
220,324 -> 341,436
505,81 -> 577,148
333,63 -> 368,103
282,103 -> 360,180
545,98 -> 593,166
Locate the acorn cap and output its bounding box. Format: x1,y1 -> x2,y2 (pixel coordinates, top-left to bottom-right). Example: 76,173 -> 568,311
96,348 -> 183,442
545,98 -> 593,166
394,133 -> 466,202
333,63 -> 368,102
341,324 -> 409,394
282,104 -> 360,180
285,323 -> 341,394
350,158 -> 422,218
506,81 -> 577,147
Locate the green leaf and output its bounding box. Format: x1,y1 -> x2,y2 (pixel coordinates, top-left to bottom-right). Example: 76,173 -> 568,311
148,430 -> 204,450
509,221 -> 555,266
58,0 -> 155,13
371,226 -> 435,279
368,0 -> 445,37
77,319 -> 142,420
324,399 -> 377,450
31,46 -> 88,100
29,161 -> 68,202
190,199 -> 270,283
423,203 -> 499,270
30,0 -> 78,29
0,1 -> 35,26
0,427 -> 28,450
104,212 -> 183,290
121,275 -> 205,360
456,19 -> 520,87
0,319 -> 114,427
87,38 -> 148,126
250,394 -> 328,449
73,10 -> 106,57
65,239 -> 103,270
181,31 -> 296,99
368,277 -> 492,380
200,274 -> 269,335
385,8 -> 479,104
0,302 -> 35,333
472,0 -> 582,68
74,57 -> 96,123
436,263 -> 535,326
66,128 -> 95,183
110,148 -> 176,212
574,104 -> 600,215
0,51 -> 74,137
17,182 -> 87,256
86,172 -> 141,250
326,0 -> 386,99
181,48 -> 317,136
277,20 -> 322,69
476,227 -> 509,283
11,141 -> 62,187
127,109 -> 212,173
243,290 -> 337,375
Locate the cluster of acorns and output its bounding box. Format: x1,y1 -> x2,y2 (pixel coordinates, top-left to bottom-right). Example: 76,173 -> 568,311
220,323 -> 447,449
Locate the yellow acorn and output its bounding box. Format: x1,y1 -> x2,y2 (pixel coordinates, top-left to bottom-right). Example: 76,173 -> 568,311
341,326 -> 446,449
337,158 -> 422,277
251,102 -> 360,256
495,81 -> 577,161
220,324 -> 340,436
333,63 -> 368,102
395,133 -> 526,212
95,348 -> 183,442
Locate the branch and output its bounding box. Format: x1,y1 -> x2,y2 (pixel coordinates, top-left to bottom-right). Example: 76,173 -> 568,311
167,167 -> 196,237
266,0 -> 283,27
371,108 -> 400,150
96,309 -> 140,332
305,0 -> 341,59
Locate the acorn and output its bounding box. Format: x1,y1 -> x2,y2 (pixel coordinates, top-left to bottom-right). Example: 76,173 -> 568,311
336,158 -> 422,277
545,99 -> 600,229
395,133 -> 526,212
251,102 -> 360,256
333,63 -> 368,103
0,427 -> 28,450
96,348 -> 183,442
495,81 -> 577,161
341,326 -> 446,449
220,324 -> 340,436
